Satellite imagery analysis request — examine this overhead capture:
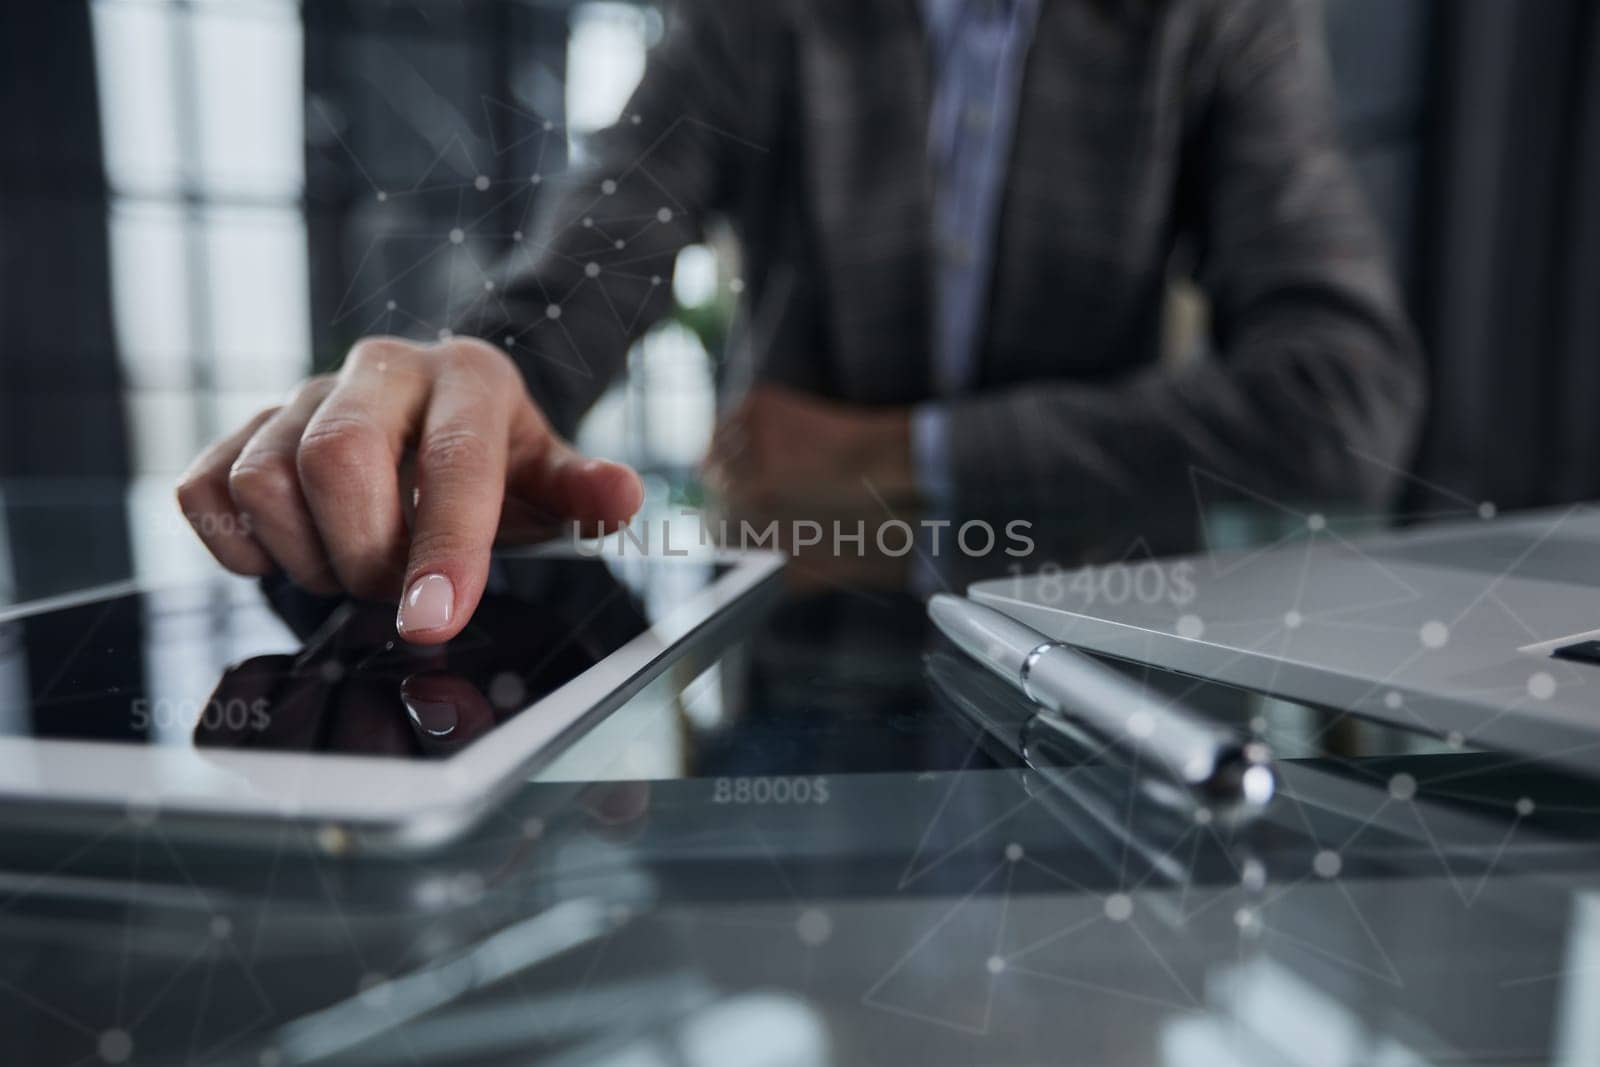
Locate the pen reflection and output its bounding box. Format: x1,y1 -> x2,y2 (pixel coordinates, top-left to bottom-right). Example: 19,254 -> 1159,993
925,650 -> 1268,904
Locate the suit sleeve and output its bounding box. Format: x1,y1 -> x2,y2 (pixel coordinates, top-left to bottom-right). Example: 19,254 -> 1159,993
452,0 -> 774,436
936,0 -> 1426,518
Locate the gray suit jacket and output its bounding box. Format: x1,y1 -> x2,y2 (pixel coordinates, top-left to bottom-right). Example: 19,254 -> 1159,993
458,0 -> 1424,516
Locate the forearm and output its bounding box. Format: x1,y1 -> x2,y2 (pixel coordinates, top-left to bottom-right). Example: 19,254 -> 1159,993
936,304 -> 1424,517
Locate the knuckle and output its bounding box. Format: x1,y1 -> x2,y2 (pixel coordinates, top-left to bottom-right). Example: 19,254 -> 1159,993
437,338 -> 515,386
420,424 -> 495,473
227,457 -> 298,512
297,417 -> 384,486
346,336 -> 413,373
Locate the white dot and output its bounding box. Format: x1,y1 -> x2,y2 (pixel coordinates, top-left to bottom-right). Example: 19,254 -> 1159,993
1004,842 -> 1023,862
986,955 -> 1006,974
513,230 -> 524,241
1420,621 -> 1449,649
729,277 -> 746,294
1389,772 -> 1418,801
1528,672 -> 1557,700
630,113 -> 643,125
530,173 -> 543,185
1313,850 -> 1342,878
1241,858 -> 1267,893
1193,806 -> 1214,825
99,1030 -> 133,1064
385,299 -> 397,311
521,816 -> 545,840
437,328 -> 453,341
210,915 -> 233,939
1384,690 -> 1403,709
1126,711 -> 1155,739
504,335 -> 516,347
483,280 -> 495,291
614,239 -> 626,250
585,262 -> 601,278
582,217 -> 594,228
657,207 -> 674,223
1284,610 -> 1302,630
1104,893 -> 1134,921
546,304 -> 562,319
543,120 -> 555,132
1516,797 -> 1535,817
376,190 -> 388,202
449,227 -> 464,245
474,175 -> 490,191
1446,731 -> 1466,749
1307,513 -> 1326,532
1234,907 -> 1258,931
488,672 -> 526,710
796,908 -> 832,946
1249,716 -> 1268,734
1479,502 -> 1498,520
601,179 -> 617,195
1176,614 -> 1205,640
650,275 -> 663,286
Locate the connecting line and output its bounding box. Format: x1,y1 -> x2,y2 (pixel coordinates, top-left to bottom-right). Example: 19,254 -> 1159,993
861,859 -> 1009,1035
1346,444 -> 1483,510
859,477 -> 953,597
312,99 -> 381,193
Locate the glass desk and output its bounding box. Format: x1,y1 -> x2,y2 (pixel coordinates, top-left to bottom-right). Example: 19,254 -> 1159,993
3,479 -> 1599,1066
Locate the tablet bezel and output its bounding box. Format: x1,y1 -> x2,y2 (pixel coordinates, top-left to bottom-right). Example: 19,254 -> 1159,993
0,545 -> 783,850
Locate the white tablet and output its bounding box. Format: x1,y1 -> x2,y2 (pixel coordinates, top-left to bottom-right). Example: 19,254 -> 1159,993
0,546 -> 782,853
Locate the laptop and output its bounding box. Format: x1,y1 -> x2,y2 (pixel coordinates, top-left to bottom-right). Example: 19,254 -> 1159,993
968,507 -> 1600,776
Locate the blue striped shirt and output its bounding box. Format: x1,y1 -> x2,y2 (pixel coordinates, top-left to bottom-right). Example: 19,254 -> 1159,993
913,0 -> 1043,498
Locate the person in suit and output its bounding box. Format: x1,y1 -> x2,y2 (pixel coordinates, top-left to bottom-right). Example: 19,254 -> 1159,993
177,0 -> 1423,643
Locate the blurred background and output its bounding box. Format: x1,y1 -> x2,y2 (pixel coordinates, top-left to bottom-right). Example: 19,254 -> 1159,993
0,0 -> 1597,597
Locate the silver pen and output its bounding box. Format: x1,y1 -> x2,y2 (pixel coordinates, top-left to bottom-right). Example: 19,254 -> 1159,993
928,593 -> 1276,816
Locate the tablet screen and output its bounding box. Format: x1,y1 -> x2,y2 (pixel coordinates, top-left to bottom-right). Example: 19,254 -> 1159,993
0,555 -> 730,760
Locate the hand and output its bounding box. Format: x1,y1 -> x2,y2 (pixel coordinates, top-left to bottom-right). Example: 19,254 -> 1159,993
176,337 -> 643,644
703,384 -> 914,510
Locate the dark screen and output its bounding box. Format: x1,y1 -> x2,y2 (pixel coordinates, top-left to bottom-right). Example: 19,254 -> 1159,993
0,555 -> 731,759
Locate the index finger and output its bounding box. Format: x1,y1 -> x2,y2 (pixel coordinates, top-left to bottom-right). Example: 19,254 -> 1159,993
394,354 -> 515,644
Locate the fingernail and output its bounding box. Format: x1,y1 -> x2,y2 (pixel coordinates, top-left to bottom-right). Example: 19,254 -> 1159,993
397,573 -> 454,636
401,694 -> 458,737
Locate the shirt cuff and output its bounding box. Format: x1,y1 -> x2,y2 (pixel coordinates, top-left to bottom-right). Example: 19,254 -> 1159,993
911,404 -> 956,503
